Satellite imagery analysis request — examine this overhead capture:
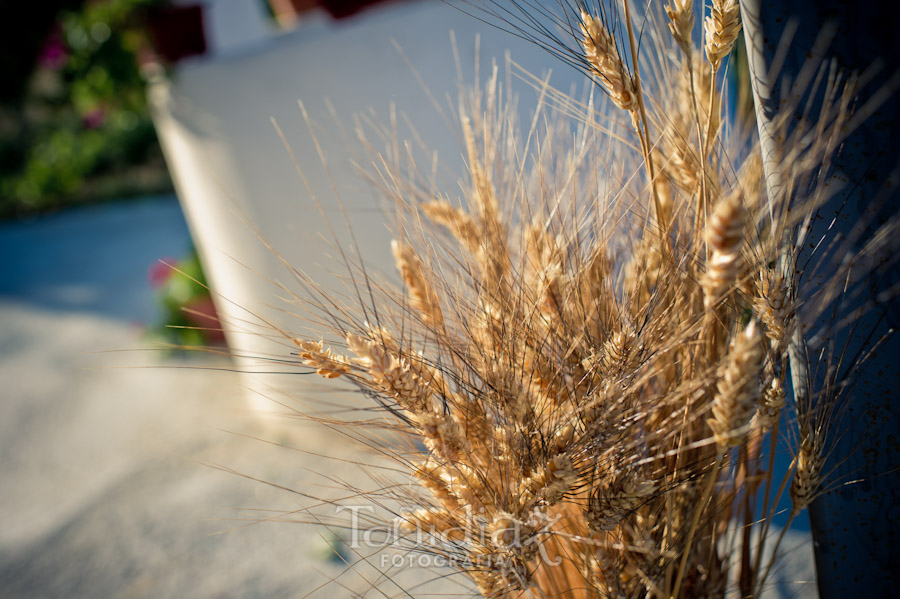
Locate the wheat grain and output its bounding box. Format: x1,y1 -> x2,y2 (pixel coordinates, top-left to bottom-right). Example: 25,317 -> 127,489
523,454 -> 578,507
415,411 -> 467,461
414,459 -> 464,514
755,374 -> 786,429
420,200 -> 481,254
346,333 -> 432,413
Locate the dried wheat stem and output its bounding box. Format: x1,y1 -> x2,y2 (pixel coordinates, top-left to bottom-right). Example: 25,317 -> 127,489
621,0 -> 667,241
690,57 -> 721,141
751,401 -> 782,594
708,321 -> 765,451
754,520 -> 792,599
757,435 -> 821,599
671,458 -> 721,598
580,7 -> 666,241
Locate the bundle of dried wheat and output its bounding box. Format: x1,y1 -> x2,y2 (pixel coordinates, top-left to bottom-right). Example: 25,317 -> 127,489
278,2 -> 884,598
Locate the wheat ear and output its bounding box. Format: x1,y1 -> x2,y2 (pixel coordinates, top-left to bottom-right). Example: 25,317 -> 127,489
585,471 -> 656,533
666,0 -> 694,56
704,0 -> 741,72
754,271 -> 793,349
579,11 -> 636,113
755,374 -> 786,430
703,192 -> 745,309
391,240 -> 444,328
420,200 -> 481,254
346,333 -> 432,413
291,338 -> 350,378
708,321 -> 764,451
790,434 -> 825,515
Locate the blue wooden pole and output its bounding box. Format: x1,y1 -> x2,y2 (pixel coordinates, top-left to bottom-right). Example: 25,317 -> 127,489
740,1 -> 900,597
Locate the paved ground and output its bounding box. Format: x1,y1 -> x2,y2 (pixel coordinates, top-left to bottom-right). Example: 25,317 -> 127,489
0,196 -> 447,599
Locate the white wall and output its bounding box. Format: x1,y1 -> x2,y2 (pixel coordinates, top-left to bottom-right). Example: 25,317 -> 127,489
148,0 -> 585,413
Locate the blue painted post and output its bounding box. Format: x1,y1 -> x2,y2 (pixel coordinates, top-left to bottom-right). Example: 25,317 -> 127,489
740,1 -> 900,597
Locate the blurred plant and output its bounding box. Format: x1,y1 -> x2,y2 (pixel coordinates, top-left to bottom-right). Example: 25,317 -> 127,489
0,0 -> 170,219
149,250 -> 225,350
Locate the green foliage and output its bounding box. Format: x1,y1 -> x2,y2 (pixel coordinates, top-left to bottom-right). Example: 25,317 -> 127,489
1,0 -> 170,219
149,251 -> 225,351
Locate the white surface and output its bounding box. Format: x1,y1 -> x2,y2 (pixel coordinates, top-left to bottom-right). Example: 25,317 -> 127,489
203,0 -> 273,55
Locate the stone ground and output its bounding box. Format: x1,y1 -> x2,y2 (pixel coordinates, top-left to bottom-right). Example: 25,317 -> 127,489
0,196 -> 816,598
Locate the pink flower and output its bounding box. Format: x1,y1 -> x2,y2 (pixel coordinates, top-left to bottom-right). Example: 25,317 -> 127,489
148,259 -> 176,287
81,107 -> 105,129
38,28 -> 68,70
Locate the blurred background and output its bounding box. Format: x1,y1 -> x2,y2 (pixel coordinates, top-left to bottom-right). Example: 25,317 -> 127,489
0,1 -> 816,597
